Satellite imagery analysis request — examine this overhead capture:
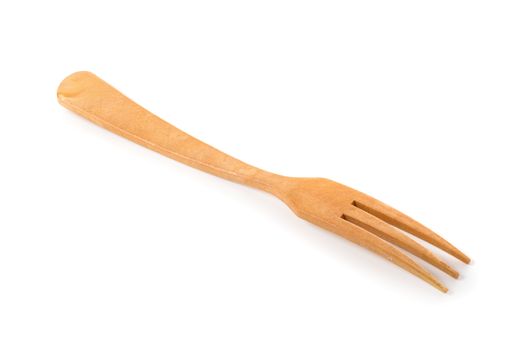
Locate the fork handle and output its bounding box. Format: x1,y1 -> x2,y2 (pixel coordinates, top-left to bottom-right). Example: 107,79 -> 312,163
57,72 -> 286,194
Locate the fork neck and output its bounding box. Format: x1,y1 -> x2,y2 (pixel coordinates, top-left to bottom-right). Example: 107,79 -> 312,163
184,150 -> 291,196
234,167 -> 292,196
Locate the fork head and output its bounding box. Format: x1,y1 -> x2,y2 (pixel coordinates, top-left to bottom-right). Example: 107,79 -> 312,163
279,177 -> 470,292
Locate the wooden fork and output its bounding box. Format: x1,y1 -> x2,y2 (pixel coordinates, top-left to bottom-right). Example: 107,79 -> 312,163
57,71 -> 470,292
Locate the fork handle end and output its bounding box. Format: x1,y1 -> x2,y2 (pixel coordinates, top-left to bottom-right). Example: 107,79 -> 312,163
58,71 -> 288,195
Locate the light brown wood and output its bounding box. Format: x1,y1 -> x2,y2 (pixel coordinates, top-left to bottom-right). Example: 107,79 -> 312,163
57,71 -> 470,292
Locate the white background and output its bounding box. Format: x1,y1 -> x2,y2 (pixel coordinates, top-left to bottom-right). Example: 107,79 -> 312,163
1,1 -> 524,349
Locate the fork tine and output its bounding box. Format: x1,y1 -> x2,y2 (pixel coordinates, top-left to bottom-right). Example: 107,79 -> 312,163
342,206 -> 459,278
353,197 -> 470,264
334,218 -> 448,292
